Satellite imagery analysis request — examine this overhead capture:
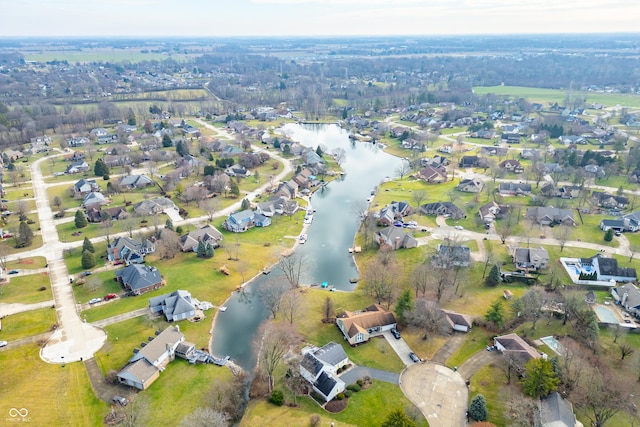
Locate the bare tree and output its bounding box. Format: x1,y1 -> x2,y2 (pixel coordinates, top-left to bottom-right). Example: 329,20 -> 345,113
511,288 -> 543,330
620,342 -> 635,360
200,198 -> 220,222
157,229 -> 181,259
260,278 -> 288,319
407,299 -> 450,340
410,263 -> 429,297
145,161 -> 159,179
611,324 -> 626,343
0,242 -> 9,271
322,296 -> 335,321
254,321 -> 299,393
332,147 -> 346,166
280,289 -> 302,325
101,218 -> 114,246
555,224 -> 573,253
284,359 -> 307,407
361,249 -> 400,307
503,389 -> 537,427
178,408 -> 227,427
496,207 -> 519,244
52,195 -> 63,210
411,189 -> 427,209
277,252 -> 307,289
395,161 -> 412,180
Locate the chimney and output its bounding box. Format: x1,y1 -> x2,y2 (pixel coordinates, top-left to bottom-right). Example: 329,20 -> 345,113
622,291 -> 629,307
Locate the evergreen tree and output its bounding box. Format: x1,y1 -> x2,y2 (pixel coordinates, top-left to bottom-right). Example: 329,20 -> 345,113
283,144 -> 291,155
316,145 -> 323,156
484,300 -> 504,329
81,250 -> 96,269
468,394 -> 488,421
16,221 -> 34,248
75,210 -> 88,229
604,228 -> 614,242
229,180 -> 240,197
241,198 -> 250,210
82,237 -> 95,253
395,289 -> 413,324
165,218 -> 174,231
196,240 -> 206,258
203,165 -> 215,176
273,138 -> 280,148
94,159 -> 109,177
381,408 -> 416,427
485,264 -> 501,287
205,243 -> 214,258
176,140 -> 189,157
127,109 -> 136,126
521,358 -> 560,398
162,134 -> 173,148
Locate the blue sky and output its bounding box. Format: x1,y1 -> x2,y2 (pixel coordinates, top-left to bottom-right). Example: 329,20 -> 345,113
1,0 -> 638,37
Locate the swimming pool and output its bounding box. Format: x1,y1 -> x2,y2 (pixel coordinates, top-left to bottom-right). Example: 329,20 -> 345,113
540,336 -> 566,356
594,305 -> 619,324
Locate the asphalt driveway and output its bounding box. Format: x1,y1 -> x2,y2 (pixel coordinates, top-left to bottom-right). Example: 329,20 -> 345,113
339,366 -> 400,385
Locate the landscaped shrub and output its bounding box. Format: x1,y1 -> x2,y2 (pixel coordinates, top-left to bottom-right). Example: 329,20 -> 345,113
38,286 -> 46,291
309,414 -> 321,427
269,389 -> 284,406
344,390 -> 353,398
356,379 -> 363,386
336,393 -> 345,400
347,384 -> 361,392
469,394 -> 488,421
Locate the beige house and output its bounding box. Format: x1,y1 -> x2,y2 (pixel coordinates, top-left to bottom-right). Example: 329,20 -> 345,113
336,304 -> 397,346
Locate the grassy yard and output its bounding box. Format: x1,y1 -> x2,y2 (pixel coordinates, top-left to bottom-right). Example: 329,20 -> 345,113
446,327 -> 494,368
0,273 -> 53,304
0,307 -> 57,341
0,344 -> 107,426
468,364 -> 509,426
7,256 -> 48,270
241,381 -> 428,427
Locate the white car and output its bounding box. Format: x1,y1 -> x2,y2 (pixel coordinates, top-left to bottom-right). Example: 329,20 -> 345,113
0,340 -> 8,347
454,225 -> 464,230
89,298 -> 102,305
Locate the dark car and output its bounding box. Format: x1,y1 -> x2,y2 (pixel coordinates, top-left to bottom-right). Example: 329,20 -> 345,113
409,352 -> 420,363
112,395 -> 128,406
8,269 -> 19,275
80,271 -> 93,277
390,328 -> 401,339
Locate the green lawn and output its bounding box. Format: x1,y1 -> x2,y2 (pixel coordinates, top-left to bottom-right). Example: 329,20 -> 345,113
0,273 -> 53,304
0,344 -> 107,426
7,256 -> 48,270
446,327 -> 494,368
468,364 -> 509,426
0,307 -> 57,341
240,381 -> 428,427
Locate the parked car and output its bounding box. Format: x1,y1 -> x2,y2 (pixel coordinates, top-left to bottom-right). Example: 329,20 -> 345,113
89,297 -> 102,304
615,231 -> 622,236
112,395 -> 128,406
104,293 -> 117,301
409,352 -> 420,363
391,328 -> 401,339
8,269 -> 19,275
393,221 -> 404,227
0,340 -> 7,347
454,225 -> 464,230
80,271 -> 93,277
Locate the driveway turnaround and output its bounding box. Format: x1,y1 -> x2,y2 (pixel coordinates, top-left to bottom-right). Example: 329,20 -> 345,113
400,363 -> 468,427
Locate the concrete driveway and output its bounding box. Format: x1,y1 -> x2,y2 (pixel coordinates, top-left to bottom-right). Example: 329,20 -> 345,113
382,330 -> 419,366
400,363 -> 468,427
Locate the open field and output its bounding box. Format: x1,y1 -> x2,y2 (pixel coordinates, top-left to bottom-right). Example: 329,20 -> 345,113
23,50 -> 193,64
0,273 -> 53,304
0,307 -> 57,341
0,344 -> 106,426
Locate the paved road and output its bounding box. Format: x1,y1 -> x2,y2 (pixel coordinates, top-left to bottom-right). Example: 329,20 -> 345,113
91,308 -> 149,328
400,363 -> 468,427
0,300 -> 55,317
338,365 -> 399,385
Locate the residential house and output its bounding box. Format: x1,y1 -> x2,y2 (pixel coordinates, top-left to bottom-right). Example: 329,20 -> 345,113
253,213 -> 271,227
274,180 -> 298,199
90,127 -> 109,137
116,264 -> 164,295
65,161 -> 90,174
103,206 -> 129,221
133,197 -> 177,216
119,174 -> 153,189
478,201 -> 509,223
584,290 -> 596,304
456,177 -> 484,193
65,151 -> 85,162
223,210 -> 255,233
559,135 -> 587,145
579,254 -> 637,283
375,227 -> 418,251
499,159 -> 524,174
526,207 -> 576,226
459,155 -> 487,168
417,165 -> 447,183
148,290 -> 197,322
300,342 -> 349,402
480,146 -> 508,157
225,165 -> 250,178
559,185 -> 581,199
82,192 -> 107,209
494,333 -> 540,371
420,202 -> 466,219
117,326 -> 184,390
520,149 -> 539,160
513,247 -> 549,272
292,168 -> 317,190
431,244 -> 471,267
591,191 -> 628,210
536,392 -> 581,427
584,164 -> 605,179
421,155 -> 449,169
336,304 -> 397,346
499,182 -> 532,196
302,149 -> 324,166
377,201 -> 412,226
72,179 -> 100,198
611,283 -> 640,317
179,224 -> 223,252
108,237 -> 156,265
440,309 -> 473,333
2,149 -> 24,162
599,219 -> 625,232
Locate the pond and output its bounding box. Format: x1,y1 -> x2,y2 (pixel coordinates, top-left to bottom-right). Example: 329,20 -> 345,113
211,123 -> 403,370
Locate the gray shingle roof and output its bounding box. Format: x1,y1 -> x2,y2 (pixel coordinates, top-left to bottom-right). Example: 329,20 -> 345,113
313,342 -> 348,367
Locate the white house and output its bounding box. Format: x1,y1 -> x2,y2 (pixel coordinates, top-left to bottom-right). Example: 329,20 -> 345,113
300,342 -> 349,402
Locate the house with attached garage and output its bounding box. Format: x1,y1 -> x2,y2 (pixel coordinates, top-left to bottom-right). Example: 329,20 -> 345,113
591,191 -> 628,210
376,201 -> 412,226
117,325 -> 184,390
499,159 -> 524,174
65,160 -> 90,174
148,290 -> 197,322
494,333 -> 541,372
499,182 -> 532,196
526,207 -> 576,226
336,304 -> 397,346
118,174 -> 153,189
478,201 -> 509,223
82,191 -> 107,209
420,201 -> 466,219
512,247 -> 549,272
116,264 -> 164,295
375,227 -> 418,251
108,237 -> 156,265
72,178 -> 100,198
300,342 -> 349,402
536,392 -> 581,427
432,244 -> 471,268
611,282 -> 640,317
179,224 -> 223,252
456,176 -> 484,193
417,165 -> 447,183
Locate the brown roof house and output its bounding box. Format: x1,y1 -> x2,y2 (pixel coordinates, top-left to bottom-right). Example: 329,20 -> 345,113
375,227 -> 418,251
336,304 -> 397,346
417,165 -> 447,183
494,333 -> 540,371
179,224 -> 223,252
117,326 -> 184,390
